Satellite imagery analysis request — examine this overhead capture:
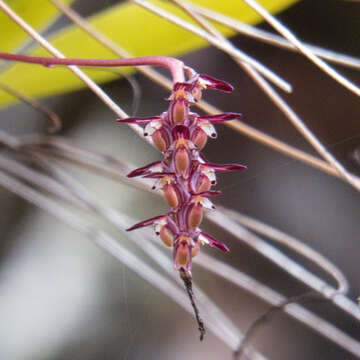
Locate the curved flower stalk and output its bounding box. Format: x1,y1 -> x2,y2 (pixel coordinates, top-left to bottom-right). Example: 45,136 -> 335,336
118,71 -> 246,273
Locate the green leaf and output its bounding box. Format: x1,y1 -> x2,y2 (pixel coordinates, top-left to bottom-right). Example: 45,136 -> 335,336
0,0 -> 75,53
0,0 -> 298,107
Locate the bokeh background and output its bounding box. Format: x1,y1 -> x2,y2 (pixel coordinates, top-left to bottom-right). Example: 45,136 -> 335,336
0,1 -> 360,359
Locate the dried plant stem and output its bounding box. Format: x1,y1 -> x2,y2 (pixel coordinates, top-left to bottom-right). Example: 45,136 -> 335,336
0,1 -> 129,117
0,82 -> 62,132
220,116 -> 360,186
234,292 -> 324,359
10,132 -> 360,352
190,4 -> 360,70
1,147 -> 358,358
49,0 -> 175,92
47,1 -> 360,190
130,0 -> 360,192
0,132 -> 244,354
0,169 -> 266,356
1,130 -> 359,356
9,133 -> 355,305
9,134 -> 359,310
0,2 -> 358,357
179,268 -> 206,340
196,253 -> 360,358
0,152 -> 265,359
2,0 -> 359,191
207,211 -> 360,322
239,0 -> 360,97
135,234 -> 241,348
220,206 -> 349,293
132,0 -> 292,93
0,0 -> 151,141
169,0 -> 224,39
8,149 -> 360,358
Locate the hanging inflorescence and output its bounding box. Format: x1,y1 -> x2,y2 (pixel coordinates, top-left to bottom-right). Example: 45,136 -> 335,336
118,69 -> 246,275
0,50 -> 246,339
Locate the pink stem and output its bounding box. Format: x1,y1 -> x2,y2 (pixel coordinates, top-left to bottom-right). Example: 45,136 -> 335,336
0,52 -> 186,84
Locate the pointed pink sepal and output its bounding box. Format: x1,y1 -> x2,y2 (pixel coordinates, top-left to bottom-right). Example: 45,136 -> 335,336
198,232 -> 229,252
197,190 -> 222,197
198,112 -> 242,123
116,116 -> 161,124
199,74 -> 234,93
126,214 -> 166,231
142,172 -> 173,179
127,161 -> 162,178
203,162 -> 247,172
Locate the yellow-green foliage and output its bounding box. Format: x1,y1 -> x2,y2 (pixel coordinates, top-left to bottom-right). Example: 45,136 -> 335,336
0,0 -> 298,107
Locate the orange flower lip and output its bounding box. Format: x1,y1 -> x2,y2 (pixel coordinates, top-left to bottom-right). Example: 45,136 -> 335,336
175,137 -> 188,149
174,88 -> 186,100
179,235 -> 190,244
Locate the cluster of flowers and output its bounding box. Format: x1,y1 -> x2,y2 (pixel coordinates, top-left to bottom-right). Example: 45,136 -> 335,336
118,73 -> 246,273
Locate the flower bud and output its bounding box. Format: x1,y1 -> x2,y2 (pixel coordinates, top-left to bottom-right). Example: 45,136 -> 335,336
191,127 -> 207,150
163,183 -> 181,208
172,99 -> 187,124
196,174 -> 211,193
175,148 -> 190,175
159,225 -> 174,247
152,128 -> 170,152
175,236 -> 191,268
191,242 -> 200,258
174,138 -> 191,177
187,202 -> 203,229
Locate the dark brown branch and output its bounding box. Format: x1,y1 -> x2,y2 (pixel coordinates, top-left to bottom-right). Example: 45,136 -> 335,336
179,268 -> 206,341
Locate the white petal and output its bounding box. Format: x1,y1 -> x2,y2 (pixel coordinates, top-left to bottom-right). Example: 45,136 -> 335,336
200,121 -> 217,138
144,119 -> 162,136
201,167 -> 216,183
201,197 -> 215,210
197,233 -> 209,245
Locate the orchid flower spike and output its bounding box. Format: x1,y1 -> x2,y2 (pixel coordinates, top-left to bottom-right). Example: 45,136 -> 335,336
121,69 -> 246,274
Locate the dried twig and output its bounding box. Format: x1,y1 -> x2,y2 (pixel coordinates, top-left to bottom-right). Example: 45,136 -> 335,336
9,133 -> 359,321
239,0 -> 360,97
132,0 -> 360,193
179,268 -> 206,340
1,2 -> 359,358
47,0 -> 360,191
0,0 -> 146,139
1,130 -> 359,357
132,0 -> 292,93
0,82 -> 62,132
234,291 -> 325,359
220,206 -> 349,294
0,146 -> 263,358
190,4 -> 360,70
207,211 -> 360,322
0,168 -> 268,357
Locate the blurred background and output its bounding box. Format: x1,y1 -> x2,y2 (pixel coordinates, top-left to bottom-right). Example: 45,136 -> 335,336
0,1 -> 360,359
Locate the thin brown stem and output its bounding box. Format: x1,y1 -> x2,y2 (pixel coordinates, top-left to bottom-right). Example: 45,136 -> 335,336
48,0 -> 360,190
0,82 -> 62,132
179,268 -> 206,341
234,292 -> 325,359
